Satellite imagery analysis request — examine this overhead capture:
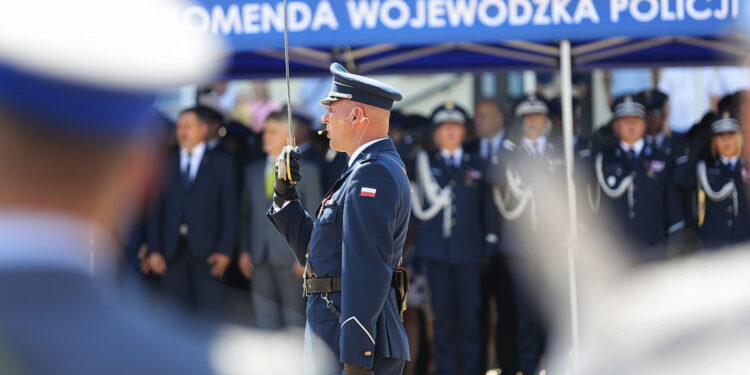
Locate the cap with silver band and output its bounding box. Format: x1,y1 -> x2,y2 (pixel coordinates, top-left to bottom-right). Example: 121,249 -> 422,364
515,95 -> 549,117
319,63 -> 403,110
612,95 -> 646,120
712,112 -> 741,134
430,101 -> 468,127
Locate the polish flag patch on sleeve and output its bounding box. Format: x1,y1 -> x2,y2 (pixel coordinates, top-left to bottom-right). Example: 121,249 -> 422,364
360,187 -> 377,198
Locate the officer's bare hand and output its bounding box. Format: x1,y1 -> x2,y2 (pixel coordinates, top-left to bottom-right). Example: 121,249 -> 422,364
239,252 -> 254,279
207,253 -> 231,278
273,147 -> 302,206
343,364 -> 374,375
142,253 -> 167,275
291,263 -> 304,279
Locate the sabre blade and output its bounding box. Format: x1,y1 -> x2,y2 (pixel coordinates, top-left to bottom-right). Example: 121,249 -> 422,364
283,0 -> 294,148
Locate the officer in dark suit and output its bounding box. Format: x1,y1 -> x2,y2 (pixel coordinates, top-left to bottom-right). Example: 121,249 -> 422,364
267,63 -> 411,375
146,106 -> 239,316
411,102 -> 485,375
590,96 -> 685,259
473,98 -> 518,374
0,1 -> 228,373
490,95 -> 565,375
677,113 -> 750,249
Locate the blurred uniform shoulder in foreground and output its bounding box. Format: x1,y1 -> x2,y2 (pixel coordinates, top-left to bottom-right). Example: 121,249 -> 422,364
0,1 -> 320,374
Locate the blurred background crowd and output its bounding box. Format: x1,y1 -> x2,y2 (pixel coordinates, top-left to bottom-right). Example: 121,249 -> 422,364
124,66 -> 750,375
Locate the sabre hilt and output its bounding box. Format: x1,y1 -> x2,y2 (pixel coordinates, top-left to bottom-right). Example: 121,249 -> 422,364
276,145 -> 300,185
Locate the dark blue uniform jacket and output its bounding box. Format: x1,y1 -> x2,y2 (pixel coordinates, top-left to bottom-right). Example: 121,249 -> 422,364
267,139 -> 411,370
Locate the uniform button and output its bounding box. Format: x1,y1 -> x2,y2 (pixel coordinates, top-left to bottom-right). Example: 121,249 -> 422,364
629,211 -> 635,219
728,206 -> 733,213
727,220 -> 733,227
451,219 -> 457,226
364,351 -> 372,357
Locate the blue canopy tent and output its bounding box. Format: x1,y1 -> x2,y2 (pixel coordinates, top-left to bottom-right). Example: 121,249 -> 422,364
188,0 -> 749,362
190,0 -> 748,77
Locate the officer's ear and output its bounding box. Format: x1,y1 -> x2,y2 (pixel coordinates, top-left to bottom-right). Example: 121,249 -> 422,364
352,106 -> 367,125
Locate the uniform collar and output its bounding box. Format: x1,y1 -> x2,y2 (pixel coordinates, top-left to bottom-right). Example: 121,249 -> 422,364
720,156 -> 739,168
0,209 -> 116,276
348,137 -> 389,167
522,135 -> 547,155
440,147 -> 464,165
620,139 -> 645,156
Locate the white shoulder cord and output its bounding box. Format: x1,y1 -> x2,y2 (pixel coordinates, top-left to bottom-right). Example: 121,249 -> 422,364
595,152 -> 635,210
492,166 -> 537,230
697,160 -> 738,217
411,150 -> 453,238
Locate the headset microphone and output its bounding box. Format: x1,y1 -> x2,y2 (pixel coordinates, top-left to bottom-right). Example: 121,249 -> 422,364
317,113 -> 366,135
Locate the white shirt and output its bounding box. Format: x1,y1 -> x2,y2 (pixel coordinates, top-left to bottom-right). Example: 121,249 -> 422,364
620,139 -> 645,157
348,138 -> 389,167
720,156 -> 739,169
180,142 -> 206,181
440,147 -> 464,167
522,136 -> 547,155
480,130 -> 505,159
0,210 -> 115,276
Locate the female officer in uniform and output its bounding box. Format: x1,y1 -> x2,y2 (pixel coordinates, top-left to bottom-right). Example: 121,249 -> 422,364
693,113 -> 750,249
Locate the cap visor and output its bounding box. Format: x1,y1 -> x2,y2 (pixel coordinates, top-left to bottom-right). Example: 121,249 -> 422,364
319,96 -> 342,106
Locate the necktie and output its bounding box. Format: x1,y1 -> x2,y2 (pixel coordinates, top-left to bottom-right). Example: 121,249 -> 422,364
265,159 -> 275,199
627,149 -> 636,160
183,152 -> 192,186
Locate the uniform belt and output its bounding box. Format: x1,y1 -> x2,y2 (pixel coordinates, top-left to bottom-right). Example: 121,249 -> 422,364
304,276 -> 341,294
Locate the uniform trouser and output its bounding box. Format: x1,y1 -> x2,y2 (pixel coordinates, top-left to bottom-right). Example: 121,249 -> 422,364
479,254 -> 519,373
425,260 -> 481,375
509,255 -> 546,374
251,262 -> 305,330
162,238 -> 226,316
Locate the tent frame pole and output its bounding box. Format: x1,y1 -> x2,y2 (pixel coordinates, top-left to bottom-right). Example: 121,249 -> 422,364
559,39 -> 580,367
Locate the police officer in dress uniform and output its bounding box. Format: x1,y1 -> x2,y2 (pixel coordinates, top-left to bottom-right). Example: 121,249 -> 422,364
411,102 -> 485,375
266,63 -> 411,375
490,95 -> 565,375
591,96 -> 685,259
679,113 -> 750,249
0,0 -> 231,373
